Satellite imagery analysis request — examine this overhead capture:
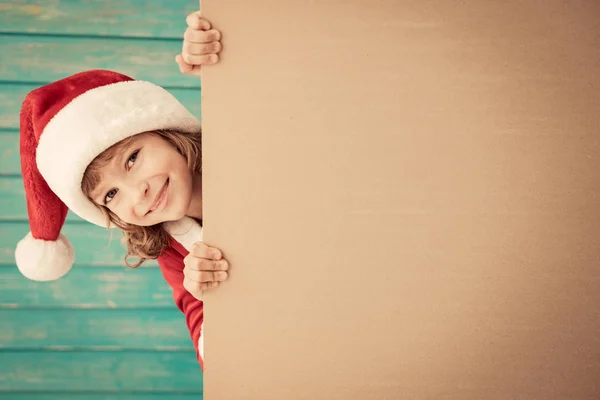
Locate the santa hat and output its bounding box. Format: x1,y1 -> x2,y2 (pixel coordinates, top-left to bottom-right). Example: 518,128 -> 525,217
15,69 -> 201,281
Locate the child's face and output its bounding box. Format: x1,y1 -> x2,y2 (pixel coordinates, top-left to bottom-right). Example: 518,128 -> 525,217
88,133 -> 194,226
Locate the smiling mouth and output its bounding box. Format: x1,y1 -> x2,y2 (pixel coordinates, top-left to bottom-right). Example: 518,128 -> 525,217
146,178 -> 169,215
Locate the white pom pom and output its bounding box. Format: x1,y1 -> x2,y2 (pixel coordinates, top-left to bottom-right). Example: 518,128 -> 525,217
15,232 -> 74,281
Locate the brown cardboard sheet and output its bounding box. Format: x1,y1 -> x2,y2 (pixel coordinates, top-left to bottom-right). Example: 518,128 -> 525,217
200,1 -> 600,398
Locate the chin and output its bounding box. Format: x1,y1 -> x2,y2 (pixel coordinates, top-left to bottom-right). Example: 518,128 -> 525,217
163,204 -> 188,223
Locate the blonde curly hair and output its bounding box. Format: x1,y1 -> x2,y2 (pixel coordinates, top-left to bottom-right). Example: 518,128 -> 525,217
81,128 -> 202,267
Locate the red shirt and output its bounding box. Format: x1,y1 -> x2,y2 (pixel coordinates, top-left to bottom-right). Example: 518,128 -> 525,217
157,237 -> 204,370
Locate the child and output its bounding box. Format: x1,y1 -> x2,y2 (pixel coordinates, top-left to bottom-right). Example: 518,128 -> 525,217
14,12 -> 224,371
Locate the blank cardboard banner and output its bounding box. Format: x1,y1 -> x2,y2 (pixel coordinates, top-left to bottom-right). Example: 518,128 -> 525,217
200,1 -> 600,399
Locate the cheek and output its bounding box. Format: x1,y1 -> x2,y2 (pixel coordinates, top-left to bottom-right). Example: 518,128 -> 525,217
182,170 -> 194,197
110,203 -> 138,225
172,168 -> 194,210
171,158 -> 193,188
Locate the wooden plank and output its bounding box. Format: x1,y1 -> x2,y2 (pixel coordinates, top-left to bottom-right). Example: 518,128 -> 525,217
0,133 -> 19,175
0,35 -> 202,88
0,267 -> 171,308
1,394 -> 201,400
0,84 -> 201,131
0,176 -> 85,222
0,84 -> 31,129
0,309 -> 193,349
0,0 -> 199,39
0,350 -> 202,392
0,221 -> 146,266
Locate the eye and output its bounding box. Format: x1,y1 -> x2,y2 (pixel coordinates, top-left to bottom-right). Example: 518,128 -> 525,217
126,149 -> 140,169
104,188 -> 117,205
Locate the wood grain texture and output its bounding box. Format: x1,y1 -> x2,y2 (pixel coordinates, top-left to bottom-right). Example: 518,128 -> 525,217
1,394 -> 202,400
0,267 -> 170,308
0,176 -> 97,223
0,350 -> 202,392
0,177 -> 83,220
1,0 -> 204,396
0,134 -> 19,176
0,309 -> 193,348
0,221 -> 158,266
0,84 -> 201,131
0,85 -> 31,129
0,35 -> 201,88
0,0 -> 199,38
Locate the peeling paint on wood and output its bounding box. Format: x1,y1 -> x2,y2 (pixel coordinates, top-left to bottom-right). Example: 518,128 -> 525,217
2,394 -> 202,400
0,85 -> 31,129
0,134 -> 20,175
0,221 -> 162,266
0,350 -> 202,391
0,309 -> 192,348
0,267 -> 170,307
1,0 -> 203,397
0,35 -> 201,88
0,0 -> 198,39
0,176 -> 87,222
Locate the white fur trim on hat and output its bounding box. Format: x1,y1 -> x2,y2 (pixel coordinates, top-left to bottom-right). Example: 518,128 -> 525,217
35,80 -> 201,227
15,232 -> 74,282
163,216 -> 203,252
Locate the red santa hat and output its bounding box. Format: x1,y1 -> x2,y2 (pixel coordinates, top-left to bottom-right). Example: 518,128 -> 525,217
15,69 -> 202,281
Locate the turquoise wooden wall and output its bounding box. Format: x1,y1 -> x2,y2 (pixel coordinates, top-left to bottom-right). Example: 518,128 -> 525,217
0,1 -> 203,398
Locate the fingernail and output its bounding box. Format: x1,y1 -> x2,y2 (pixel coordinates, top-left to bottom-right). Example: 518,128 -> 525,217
217,271 -> 228,280
219,260 -> 229,270
209,54 -> 218,63
211,281 -> 219,287
214,250 -> 222,260
212,30 -> 221,40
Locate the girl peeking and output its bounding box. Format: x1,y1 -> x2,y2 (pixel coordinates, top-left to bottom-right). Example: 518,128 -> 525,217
15,12 -> 224,371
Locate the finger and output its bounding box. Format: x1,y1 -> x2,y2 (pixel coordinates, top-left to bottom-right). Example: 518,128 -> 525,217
201,281 -> 220,290
184,28 -> 221,44
175,54 -> 194,73
175,55 -> 202,77
185,257 -> 229,272
185,269 -> 228,283
183,277 -> 215,297
186,12 -> 211,31
183,41 -> 221,56
190,242 -> 223,260
183,276 -> 203,299
182,53 -> 219,65
187,66 -> 202,77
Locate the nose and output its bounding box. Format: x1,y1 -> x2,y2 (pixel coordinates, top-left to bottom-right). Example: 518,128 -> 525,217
132,180 -> 150,217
